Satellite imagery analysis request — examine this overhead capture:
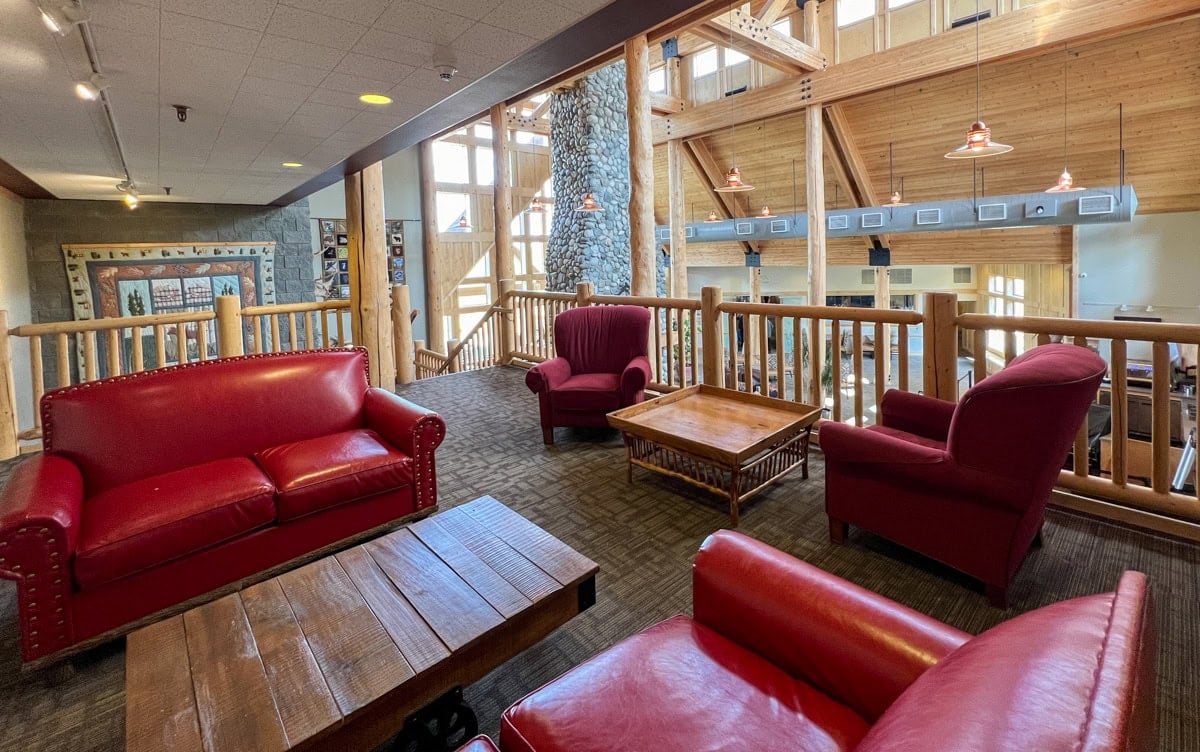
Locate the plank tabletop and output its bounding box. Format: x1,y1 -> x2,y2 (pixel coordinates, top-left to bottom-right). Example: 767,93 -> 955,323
125,496 -> 598,752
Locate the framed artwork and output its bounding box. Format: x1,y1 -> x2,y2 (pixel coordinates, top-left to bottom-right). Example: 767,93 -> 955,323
314,218 -> 408,298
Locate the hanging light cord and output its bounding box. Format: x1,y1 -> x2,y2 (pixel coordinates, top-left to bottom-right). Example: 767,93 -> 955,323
1061,55 -> 1069,168
727,0 -> 737,169
973,0 -> 981,120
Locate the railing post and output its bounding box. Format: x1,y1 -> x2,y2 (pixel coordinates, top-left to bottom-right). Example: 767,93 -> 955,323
215,295 -> 244,358
0,311 -> 19,459
446,339 -> 461,373
700,285 -> 724,388
922,292 -> 959,400
499,278 -> 516,365
576,282 -> 594,307
392,284 -> 416,386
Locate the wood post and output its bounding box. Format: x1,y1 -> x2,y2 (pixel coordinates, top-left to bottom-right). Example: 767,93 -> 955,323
446,339 -> 460,373
626,34 -> 656,297
921,292 -> 959,400
215,295 -> 244,358
747,267 -> 762,363
0,311 -> 18,459
666,56 -> 688,299
576,282 -> 594,307
347,162 -> 396,390
498,279 -> 516,364
490,104 -> 515,298
701,285 -> 724,387
419,139 -> 447,353
392,285 -> 416,385
874,268 -> 890,385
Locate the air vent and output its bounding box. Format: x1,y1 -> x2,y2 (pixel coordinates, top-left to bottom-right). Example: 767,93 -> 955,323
735,221 -> 753,236
891,268 -> 913,285
915,208 -> 942,225
1079,195 -> 1116,215
657,228 -> 671,241
860,269 -> 874,285
684,226 -> 696,239
953,267 -> 972,284
769,219 -> 789,233
861,212 -> 884,229
977,203 -> 1007,222
828,215 -> 849,230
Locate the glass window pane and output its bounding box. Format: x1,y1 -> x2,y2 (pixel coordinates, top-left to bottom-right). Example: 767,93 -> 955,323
513,244 -> 526,275
1012,301 -> 1024,317
771,18 -> 791,35
888,0 -> 920,7
838,0 -> 874,26
531,242 -> 546,273
515,131 -> 548,146
476,146 -> 494,186
1011,278 -> 1025,298
467,255 -> 489,279
692,48 -> 719,78
436,192 -> 470,233
433,141 -> 470,183
724,47 -> 749,66
989,275 -> 1004,294
987,330 -> 1003,352
474,123 -> 493,139
648,67 -> 666,93
527,208 -> 545,235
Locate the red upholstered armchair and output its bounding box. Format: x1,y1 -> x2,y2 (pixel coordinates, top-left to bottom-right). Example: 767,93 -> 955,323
499,531 -> 1155,752
525,305 -> 651,444
821,343 -> 1107,606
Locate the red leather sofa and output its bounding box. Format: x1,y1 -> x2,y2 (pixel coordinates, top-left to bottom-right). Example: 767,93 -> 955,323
525,305 -> 651,444
821,343 -> 1107,606
0,348 -> 446,666
499,531 -> 1155,752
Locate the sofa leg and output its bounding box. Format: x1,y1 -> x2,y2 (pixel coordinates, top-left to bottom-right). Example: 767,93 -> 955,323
542,428 -> 554,445
828,518 -> 848,545
1032,526 -> 1045,548
985,584 -> 1009,609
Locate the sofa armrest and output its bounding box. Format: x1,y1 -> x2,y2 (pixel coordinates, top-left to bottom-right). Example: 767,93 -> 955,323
363,389 -> 447,511
525,357 -> 572,393
692,531 -> 969,722
879,390 -> 956,441
621,355 -> 652,402
0,454 -> 84,662
819,421 -> 945,465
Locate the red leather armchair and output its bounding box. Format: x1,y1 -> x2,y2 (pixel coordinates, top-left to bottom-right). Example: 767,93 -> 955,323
0,348 -> 445,667
821,343 -> 1107,606
525,305 -> 651,444
500,531 -> 1155,752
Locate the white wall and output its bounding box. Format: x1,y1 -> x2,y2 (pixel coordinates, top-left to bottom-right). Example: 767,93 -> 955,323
308,146 -> 428,342
1078,211 -> 1200,326
687,263 -> 979,303
0,186 -> 32,433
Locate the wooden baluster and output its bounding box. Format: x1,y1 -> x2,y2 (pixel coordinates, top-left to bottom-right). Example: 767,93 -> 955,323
791,318 -> 801,401
897,324 -> 909,392
250,317 -> 263,354
973,329 -> 987,385
874,322 -> 886,421
1003,330 -> 1017,365
1151,341 -> 1171,493
727,312 -> 738,390
305,311 -> 315,349
1073,335 -> 1088,347
1071,336 -> 1089,476
852,320 -> 864,426
196,320 -> 209,361
154,325 -> 166,369
757,313 -> 768,396
270,315 -> 281,354
335,308 -> 346,346
1109,342 -> 1132,481
56,333 -> 70,387
105,328 -> 121,377
1037,333 -> 1052,346
83,331 -> 98,381
287,313 -> 298,352
321,310 -> 332,347
664,308 -> 674,387
809,318 -> 821,407
688,309 -> 698,387
775,316 -> 785,401
175,323 -> 187,363
29,336 -> 43,429
654,307 -> 663,387
831,319 -> 842,422
130,326 -> 144,372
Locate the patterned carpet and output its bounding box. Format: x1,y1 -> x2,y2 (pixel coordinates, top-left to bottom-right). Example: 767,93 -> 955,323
0,365 -> 1196,751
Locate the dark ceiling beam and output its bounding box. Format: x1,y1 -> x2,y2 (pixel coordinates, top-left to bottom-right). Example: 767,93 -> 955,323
0,158 -> 55,200
271,0 -> 733,207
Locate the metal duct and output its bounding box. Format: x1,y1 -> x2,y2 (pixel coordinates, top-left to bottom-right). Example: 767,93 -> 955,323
655,186 -> 1137,245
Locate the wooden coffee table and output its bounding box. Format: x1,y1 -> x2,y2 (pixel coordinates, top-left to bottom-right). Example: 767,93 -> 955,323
125,496 -> 598,752
608,385 -> 821,526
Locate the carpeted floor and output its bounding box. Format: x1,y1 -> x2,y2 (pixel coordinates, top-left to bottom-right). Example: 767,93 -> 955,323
0,365 -> 1196,751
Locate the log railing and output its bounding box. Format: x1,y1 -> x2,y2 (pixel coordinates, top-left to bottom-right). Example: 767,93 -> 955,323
240,300 -> 352,354
508,288 -> 579,363
413,341 -> 449,380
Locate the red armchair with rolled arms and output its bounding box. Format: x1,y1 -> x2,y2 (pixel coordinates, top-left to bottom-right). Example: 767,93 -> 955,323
525,305 -> 651,444
821,343 -> 1107,606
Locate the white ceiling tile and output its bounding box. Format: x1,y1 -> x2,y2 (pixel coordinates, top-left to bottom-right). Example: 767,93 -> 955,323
414,0 -> 492,19
304,87 -> 371,110
351,28 -> 434,68
161,11 -> 264,54
248,57 -> 330,86
481,0 -> 579,37
318,71 -> 395,95
279,0 -> 393,24
450,23 -> 536,66
374,1 -> 475,45
265,5 -> 368,50
255,34 -> 347,69
552,0 -> 614,13
334,54 -> 414,84
160,0 -> 279,32
237,74 -> 314,102
292,101 -> 360,124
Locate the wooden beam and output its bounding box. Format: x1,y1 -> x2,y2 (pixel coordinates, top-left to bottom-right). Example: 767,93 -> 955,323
756,0 -> 792,24
490,104 -> 515,296
506,113 -> 550,135
650,92 -> 686,115
418,140 -> 446,352
804,0 -> 825,313
655,0 -> 1200,144
694,7 -> 825,75
822,103 -> 892,254
530,97 -> 552,119
628,34 -> 657,297
349,162 -> 396,390
667,59 -> 689,299
682,139 -> 758,255
345,172 -> 365,347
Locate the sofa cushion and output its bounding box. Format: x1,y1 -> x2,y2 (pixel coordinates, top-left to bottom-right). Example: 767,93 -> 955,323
551,373 -> 622,412
254,429 -> 413,522
857,588 -> 1132,752
75,458 -> 275,589
500,614 -> 869,752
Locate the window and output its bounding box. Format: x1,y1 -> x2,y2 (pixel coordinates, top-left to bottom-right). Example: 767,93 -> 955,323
435,192 -> 470,233
887,0 -> 920,7
724,46 -> 749,66
515,131 -> 548,146
771,17 -> 791,36
475,146 -> 494,186
432,141 -> 470,183
474,123 -> 492,139
648,66 -> 666,93
692,47 -> 719,78
984,272 -> 1027,356
837,0 -> 874,26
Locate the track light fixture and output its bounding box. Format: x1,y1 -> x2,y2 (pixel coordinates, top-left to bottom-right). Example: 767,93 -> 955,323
116,180 -> 138,209
39,1 -> 87,35
74,74 -> 108,101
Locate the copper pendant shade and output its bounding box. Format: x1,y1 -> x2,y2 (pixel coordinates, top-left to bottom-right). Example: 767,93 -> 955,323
574,193 -> 604,212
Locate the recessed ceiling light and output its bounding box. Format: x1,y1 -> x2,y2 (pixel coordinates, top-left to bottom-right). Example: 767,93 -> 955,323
281,161 -> 303,168
359,93 -> 392,105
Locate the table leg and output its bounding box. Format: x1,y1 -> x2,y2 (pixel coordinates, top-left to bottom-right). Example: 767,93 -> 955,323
728,468 -> 740,527
624,436 -> 634,484
801,427 -> 812,480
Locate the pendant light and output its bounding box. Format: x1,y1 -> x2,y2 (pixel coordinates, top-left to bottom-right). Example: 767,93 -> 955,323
574,192 -> 603,212
759,206 -> 775,218
1045,54 -> 1085,193
945,0 -> 1012,159
457,214 -> 471,230
527,196 -> 545,213
713,1 -> 754,193
705,209 -> 720,222
886,143 -> 908,205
